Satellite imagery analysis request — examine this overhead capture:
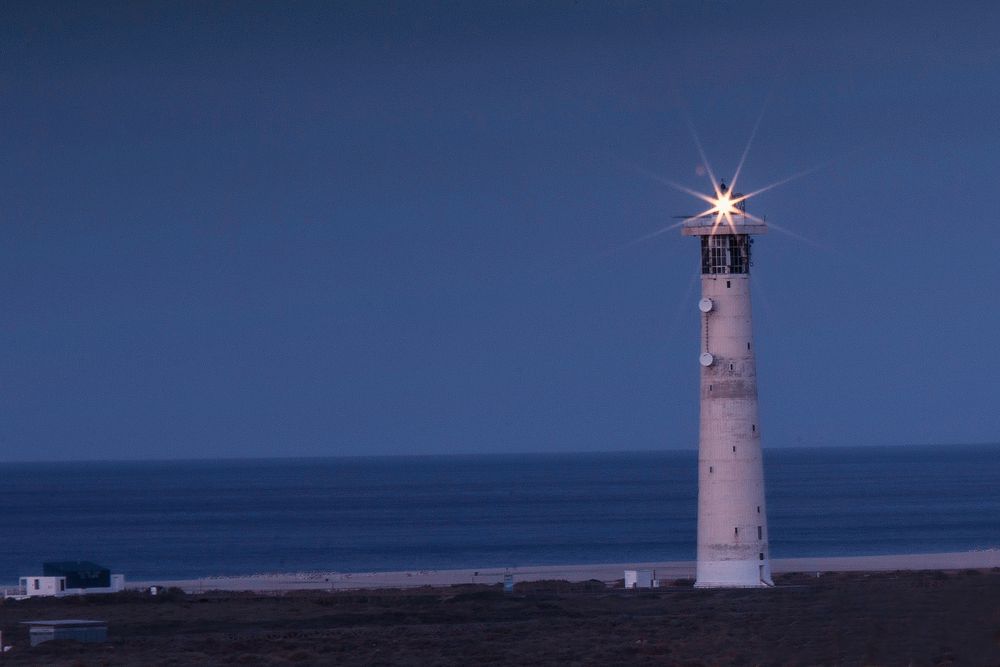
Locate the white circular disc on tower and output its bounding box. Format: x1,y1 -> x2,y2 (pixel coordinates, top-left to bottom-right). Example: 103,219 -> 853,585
699,352 -> 714,367
698,298 -> 713,313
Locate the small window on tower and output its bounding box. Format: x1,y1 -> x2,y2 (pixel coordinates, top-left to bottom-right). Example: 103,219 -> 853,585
730,363 -> 734,371
758,526 -> 763,539
709,466 -> 713,473
747,342 -> 751,350
734,527 -> 739,536
726,280 -> 731,288
732,446 -> 736,453
757,505 -> 761,513
759,553 -> 764,560
752,424 -> 756,432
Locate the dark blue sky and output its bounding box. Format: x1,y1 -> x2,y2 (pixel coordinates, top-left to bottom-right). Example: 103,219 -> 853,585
3,1 -> 999,461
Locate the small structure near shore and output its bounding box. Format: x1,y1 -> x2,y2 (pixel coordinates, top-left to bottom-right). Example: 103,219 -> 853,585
624,569 -> 657,589
16,575 -> 66,597
21,620 -> 107,647
7,562 -> 124,599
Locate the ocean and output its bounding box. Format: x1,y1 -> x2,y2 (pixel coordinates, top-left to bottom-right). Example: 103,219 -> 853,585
1,444 -> 998,582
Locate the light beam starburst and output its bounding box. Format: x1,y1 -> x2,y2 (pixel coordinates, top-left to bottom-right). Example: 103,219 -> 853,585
612,107 -> 827,254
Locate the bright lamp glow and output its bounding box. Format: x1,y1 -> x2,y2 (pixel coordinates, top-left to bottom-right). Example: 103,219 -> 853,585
608,110 -> 828,254
711,191 -> 739,216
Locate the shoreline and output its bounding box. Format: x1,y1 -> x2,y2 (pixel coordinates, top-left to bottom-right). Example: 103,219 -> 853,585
127,549 -> 1000,593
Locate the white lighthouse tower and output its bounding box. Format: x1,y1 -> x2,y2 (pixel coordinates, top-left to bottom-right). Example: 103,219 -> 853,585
682,183 -> 773,588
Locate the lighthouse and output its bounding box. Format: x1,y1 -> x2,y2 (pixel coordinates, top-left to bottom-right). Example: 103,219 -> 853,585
682,182 -> 773,588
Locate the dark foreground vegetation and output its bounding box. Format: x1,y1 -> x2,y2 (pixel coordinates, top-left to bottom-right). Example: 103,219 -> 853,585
1,569 -> 999,666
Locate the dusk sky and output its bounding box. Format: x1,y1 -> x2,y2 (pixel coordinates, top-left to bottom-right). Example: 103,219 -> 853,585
3,1 -> 999,461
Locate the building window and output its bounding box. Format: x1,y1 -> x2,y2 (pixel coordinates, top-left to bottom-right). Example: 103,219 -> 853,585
732,446 -> 736,453
33,579 -> 39,590
752,424 -> 756,432
734,527 -> 739,536
757,506 -> 761,513
758,526 -> 763,539
700,234 -> 751,275
759,553 -> 764,561
747,342 -> 751,350
726,280 -> 731,288
709,466 -> 713,473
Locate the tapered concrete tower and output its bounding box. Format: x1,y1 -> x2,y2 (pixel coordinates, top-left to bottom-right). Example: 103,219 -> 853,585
682,187 -> 773,588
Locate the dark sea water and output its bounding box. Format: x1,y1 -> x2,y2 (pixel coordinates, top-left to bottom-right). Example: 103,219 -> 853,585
1,444 -> 998,582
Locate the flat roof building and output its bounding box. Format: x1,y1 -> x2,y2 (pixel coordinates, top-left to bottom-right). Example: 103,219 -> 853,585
5,562 -> 124,599
21,620 -> 107,647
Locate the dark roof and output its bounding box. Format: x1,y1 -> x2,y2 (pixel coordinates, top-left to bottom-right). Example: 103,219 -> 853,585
42,561 -> 108,573
21,620 -> 107,627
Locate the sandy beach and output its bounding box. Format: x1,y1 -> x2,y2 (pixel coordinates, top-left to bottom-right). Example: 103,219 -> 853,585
128,549 -> 1000,593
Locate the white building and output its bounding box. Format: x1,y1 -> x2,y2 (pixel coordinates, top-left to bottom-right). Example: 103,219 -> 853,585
682,187 -> 773,588
18,576 -> 66,597
6,562 -> 125,599
11,574 -> 125,598
624,569 -> 656,589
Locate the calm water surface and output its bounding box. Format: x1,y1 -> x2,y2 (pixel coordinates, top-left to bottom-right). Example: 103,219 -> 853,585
1,444 -> 997,581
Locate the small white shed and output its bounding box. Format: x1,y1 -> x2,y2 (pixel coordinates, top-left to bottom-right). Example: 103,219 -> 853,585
624,569 -> 656,589
18,576 -> 66,597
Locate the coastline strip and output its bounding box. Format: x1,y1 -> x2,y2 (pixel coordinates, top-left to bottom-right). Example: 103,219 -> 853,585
127,550 -> 1000,593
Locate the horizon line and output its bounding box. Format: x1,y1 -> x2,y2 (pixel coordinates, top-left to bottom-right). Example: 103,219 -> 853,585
0,441 -> 997,465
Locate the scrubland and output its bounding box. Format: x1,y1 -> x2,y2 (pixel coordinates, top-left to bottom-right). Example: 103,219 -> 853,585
1,569 -> 998,665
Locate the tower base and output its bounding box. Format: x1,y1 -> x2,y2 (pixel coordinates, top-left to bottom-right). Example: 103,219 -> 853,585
695,559 -> 774,588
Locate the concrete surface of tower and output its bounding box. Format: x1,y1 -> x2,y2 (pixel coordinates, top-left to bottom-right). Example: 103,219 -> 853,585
681,184 -> 773,588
